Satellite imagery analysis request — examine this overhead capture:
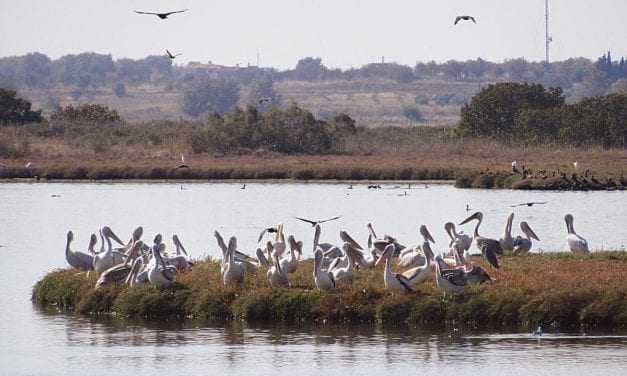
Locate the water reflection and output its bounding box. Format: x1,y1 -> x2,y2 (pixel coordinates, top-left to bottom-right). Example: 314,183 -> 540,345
17,308 -> 627,375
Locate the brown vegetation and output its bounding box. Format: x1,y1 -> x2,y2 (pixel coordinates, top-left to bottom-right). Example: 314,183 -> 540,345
32,253 -> 627,330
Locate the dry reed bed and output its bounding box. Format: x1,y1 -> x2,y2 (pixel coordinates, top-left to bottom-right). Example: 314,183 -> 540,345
32,253 -> 627,329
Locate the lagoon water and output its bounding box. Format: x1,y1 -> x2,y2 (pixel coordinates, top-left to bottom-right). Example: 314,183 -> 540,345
1,182 -> 626,375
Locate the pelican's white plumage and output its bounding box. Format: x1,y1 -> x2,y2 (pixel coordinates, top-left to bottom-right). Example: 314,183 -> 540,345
565,214 -> 589,253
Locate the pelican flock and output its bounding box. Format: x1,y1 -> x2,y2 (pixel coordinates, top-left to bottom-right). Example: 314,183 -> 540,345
63,211 -> 596,296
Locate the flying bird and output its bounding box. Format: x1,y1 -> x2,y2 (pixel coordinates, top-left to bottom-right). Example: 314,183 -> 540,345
257,227 -> 278,243
295,216 -> 341,227
258,97 -> 273,104
166,49 -> 182,59
454,15 -> 476,25
511,202 -> 548,208
134,9 -> 189,19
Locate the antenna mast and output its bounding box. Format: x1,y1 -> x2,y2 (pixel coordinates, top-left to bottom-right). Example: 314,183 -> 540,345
545,0 -> 552,64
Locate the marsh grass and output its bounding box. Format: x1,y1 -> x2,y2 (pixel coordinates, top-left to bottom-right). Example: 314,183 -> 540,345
32,253 -> 627,329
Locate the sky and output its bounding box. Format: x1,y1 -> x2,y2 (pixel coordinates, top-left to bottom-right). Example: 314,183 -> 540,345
0,0 -> 625,69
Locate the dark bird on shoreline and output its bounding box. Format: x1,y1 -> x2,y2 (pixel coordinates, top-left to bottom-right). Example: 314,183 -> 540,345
454,15 -> 476,25
295,216 -> 341,227
135,9 -> 188,19
511,202 -> 548,208
166,49 -> 182,59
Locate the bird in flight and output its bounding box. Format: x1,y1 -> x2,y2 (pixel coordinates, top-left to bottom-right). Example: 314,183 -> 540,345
295,216 -> 341,227
454,15 -> 476,25
258,227 -> 279,243
135,9 -> 188,19
258,97 -> 273,104
166,49 -> 182,59
511,202 -> 548,208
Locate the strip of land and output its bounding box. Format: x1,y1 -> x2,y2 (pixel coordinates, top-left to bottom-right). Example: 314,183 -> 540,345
32,253 -> 627,329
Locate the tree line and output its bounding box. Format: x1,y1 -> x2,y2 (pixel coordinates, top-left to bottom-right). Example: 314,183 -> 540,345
458,82 -> 627,147
2,51 -> 626,97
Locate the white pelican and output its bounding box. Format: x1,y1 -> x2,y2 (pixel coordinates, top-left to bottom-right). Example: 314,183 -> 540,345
279,235 -> 302,274
162,235 -> 193,271
65,231 -> 95,271
398,225 -> 435,268
96,241 -> 143,289
215,231 -> 257,273
444,222 -> 471,259
459,212 -> 502,269
376,244 -> 413,292
267,252 -> 289,288
565,214 -> 589,253
349,234 -> 379,269
434,255 -> 466,295
499,212 -> 515,253
93,227 -> 126,274
313,249 -> 336,291
401,240 -> 435,286
148,243 -> 177,288
329,243 -> 358,282
366,223 -> 385,250
513,221 -> 540,254
222,236 -> 245,286
125,257 -> 147,287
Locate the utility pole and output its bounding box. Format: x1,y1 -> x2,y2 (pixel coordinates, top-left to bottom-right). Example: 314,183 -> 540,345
545,0 -> 552,64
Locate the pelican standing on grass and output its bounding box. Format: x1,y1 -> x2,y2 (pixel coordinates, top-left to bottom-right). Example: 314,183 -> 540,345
565,214 -> 589,253
65,231 -> 96,271
96,241 -> 143,289
397,225 -> 435,268
445,222 -> 471,259
313,249 -> 335,291
434,255 -> 466,295
499,212 -> 515,253
401,239 -> 435,286
93,227 -> 126,274
148,242 -> 176,288
222,236 -> 245,286
376,244 -> 413,292
459,212 -> 502,268
513,222 -> 540,254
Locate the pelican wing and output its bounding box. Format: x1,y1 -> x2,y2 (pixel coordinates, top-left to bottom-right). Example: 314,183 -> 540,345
214,231 -> 227,255
135,11 -> 158,15
164,9 -> 188,16
469,16 -> 476,23
441,269 -> 466,286
478,238 -> 500,268
394,274 -> 414,292
454,16 -> 462,25
339,230 -> 363,250
295,217 -> 317,226
318,216 -> 341,224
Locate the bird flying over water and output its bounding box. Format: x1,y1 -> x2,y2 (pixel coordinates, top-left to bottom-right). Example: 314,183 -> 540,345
134,9 -> 188,19
166,49 -> 182,59
258,227 -> 278,243
295,216 -> 341,227
454,15 -> 476,25
511,202 -> 548,208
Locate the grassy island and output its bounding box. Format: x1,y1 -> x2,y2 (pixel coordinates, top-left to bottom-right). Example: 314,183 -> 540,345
33,252 -> 627,330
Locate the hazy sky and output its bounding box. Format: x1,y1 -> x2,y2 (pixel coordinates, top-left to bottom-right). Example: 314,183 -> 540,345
0,0 -> 625,69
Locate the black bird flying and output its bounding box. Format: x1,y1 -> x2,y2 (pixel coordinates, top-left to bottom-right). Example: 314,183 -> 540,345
135,9 -> 188,19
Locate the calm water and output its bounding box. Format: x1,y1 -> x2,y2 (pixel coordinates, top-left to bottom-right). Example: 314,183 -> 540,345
1,182 -> 626,375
